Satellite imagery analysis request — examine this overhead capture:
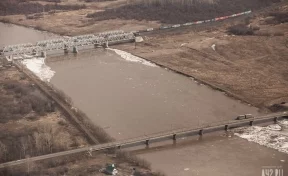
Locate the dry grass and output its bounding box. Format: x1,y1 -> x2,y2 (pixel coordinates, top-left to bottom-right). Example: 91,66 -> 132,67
227,24 -> 255,35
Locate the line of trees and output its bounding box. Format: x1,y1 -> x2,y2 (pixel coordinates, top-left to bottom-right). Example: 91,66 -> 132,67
129,0 -> 217,6
0,0 -> 86,16
88,0 -> 281,24
0,124 -> 74,163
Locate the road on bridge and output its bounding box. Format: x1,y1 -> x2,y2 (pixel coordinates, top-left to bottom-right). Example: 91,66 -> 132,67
0,111 -> 286,169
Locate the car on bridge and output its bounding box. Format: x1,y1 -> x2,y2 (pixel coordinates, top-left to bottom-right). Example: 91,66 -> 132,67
236,114 -> 254,120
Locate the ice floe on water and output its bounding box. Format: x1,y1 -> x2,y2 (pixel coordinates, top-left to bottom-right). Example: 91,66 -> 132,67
108,48 -> 158,67
21,57 -> 55,82
234,120 -> 288,154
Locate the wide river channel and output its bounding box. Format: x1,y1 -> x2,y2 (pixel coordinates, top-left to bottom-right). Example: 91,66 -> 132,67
2,22 -> 282,176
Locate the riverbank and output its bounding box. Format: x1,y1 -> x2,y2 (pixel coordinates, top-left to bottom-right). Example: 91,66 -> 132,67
113,4 -> 288,111
0,66 -> 89,163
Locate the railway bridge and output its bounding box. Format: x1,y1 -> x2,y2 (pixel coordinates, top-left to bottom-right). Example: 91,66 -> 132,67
0,30 -> 135,60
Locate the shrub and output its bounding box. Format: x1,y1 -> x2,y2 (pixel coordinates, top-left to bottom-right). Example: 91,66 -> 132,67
85,0 -> 115,2
116,150 -> 151,169
227,24 -> 254,35
58,119 -> 67,126
269,12 -> 288,23
87,0 -> 279,24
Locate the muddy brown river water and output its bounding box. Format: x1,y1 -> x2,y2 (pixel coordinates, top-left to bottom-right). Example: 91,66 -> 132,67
0,22 -> 56,48
47,50 -> 259,140
2,22 -> 286,176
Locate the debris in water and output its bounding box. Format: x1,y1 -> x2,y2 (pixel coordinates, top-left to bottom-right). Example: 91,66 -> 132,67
21,57 -> 55,82
108,48 -> 157,67
135,36 -> 144,43
211,44 -> 216,51
234,120 -> 288,154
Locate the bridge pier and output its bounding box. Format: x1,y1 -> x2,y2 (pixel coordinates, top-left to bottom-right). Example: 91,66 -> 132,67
8,55 -> 13,61
41,51 -> 46,58
249,121 -> 254,126
32,49 -> 37,56
64,48 -> 69,54
274,117 -> 278,124
104,41 -> 109,48
73,46 -> 78,54
145,140 -> 149,146
225,125 -> 229,131
199,129 -> 203,136
173,134 -> 177,141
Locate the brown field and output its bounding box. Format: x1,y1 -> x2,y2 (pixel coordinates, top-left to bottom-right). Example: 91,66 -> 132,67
114,4 -> 288,111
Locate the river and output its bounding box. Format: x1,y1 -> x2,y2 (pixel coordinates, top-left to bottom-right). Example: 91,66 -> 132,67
1,22 -> 286,176
46,50 -> 259,140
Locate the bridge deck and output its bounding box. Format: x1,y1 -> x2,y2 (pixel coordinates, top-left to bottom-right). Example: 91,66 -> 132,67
0,30 -> 135,58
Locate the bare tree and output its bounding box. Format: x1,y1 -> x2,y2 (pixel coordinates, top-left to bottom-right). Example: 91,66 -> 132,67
0,141 -> 8,162
20,137 -> 29,159
34,124 -> 55,154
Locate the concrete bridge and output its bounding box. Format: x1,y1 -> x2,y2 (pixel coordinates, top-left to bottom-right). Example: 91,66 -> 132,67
0,30 -> 135,60
0,112 -> 287,169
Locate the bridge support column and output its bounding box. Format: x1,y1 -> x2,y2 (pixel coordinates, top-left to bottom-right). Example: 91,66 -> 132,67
32,49 -> 37,56
64,48 -> 69,54
104,41 -> 109,48
249,121 -> 254,126
9,55 -> 13,61
173,134 -> 177,141
225,125 -> 229,131
274,117 -> 278,124
41,51 -> 46,58
199,129 -> 203,136
145,140 -> 149,146
73,46 -> 78,54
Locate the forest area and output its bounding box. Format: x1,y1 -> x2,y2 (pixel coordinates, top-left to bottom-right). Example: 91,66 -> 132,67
88,0 -> 282,23
0,0 -> 86,16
